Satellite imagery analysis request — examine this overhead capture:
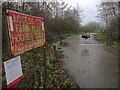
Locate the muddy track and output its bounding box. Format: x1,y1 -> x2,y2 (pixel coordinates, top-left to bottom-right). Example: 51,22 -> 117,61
61,34 -> 118,88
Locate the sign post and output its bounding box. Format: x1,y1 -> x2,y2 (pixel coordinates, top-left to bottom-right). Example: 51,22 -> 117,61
43,45 -> 47,88
4,10 -> 46,88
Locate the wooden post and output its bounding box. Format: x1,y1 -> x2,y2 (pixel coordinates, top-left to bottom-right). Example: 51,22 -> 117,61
0,3 -> 2,90
0,5 -> 1,54
2,9 -> 14,88
53,44 -> 57,57
3,9 -> 13,59
43,44 -> 47,88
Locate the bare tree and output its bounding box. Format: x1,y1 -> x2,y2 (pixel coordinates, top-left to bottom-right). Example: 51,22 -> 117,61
97,1 -> 118,27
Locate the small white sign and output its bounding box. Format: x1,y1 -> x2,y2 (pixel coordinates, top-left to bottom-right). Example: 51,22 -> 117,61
42,22 -> 45,31
4,56 -> 23,88
9,16 -> 14,31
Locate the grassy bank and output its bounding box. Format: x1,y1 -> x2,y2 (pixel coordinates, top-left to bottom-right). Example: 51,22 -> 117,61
95,32 -> 120,49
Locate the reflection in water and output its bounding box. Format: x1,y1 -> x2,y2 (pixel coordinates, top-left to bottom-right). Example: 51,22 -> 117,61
81,49 -> 89,56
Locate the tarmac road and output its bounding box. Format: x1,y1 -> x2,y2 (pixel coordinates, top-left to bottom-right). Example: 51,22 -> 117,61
61,34 -> 118,88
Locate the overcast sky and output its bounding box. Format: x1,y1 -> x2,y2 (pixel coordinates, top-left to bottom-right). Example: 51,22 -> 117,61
65,0 -> 100,25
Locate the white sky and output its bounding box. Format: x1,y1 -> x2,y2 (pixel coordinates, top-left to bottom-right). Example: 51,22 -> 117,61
65,0 -> 100,25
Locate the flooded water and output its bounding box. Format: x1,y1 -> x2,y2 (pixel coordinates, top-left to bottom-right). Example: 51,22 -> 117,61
61,35 -> 118,88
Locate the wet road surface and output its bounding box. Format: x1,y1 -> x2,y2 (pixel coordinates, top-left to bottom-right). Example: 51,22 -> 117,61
61,35 -> 118,88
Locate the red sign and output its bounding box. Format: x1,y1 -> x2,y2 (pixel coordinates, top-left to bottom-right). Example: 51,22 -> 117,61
7,10 -> 45,55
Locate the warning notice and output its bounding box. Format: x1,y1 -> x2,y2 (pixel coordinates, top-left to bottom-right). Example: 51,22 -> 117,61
7,10 -> 45,55
4,56 -> 23,88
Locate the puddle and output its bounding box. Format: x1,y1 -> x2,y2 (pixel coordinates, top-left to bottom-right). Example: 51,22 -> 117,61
81,49 -> 89,56
79,43 -> 102,45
